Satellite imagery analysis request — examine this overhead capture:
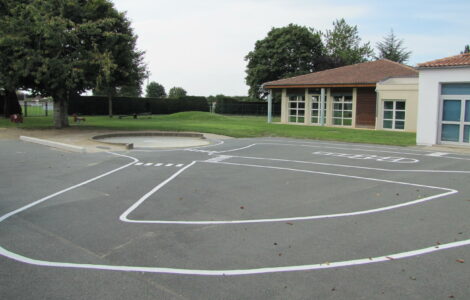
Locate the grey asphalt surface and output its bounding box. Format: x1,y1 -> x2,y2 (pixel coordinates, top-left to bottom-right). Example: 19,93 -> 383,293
1,137 -> 469,299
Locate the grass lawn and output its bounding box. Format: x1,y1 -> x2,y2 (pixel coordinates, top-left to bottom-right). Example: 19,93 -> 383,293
0,111 -> 416,146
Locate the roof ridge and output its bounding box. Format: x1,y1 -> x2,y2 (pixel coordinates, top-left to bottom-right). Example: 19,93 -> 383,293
418,53 -> 469,66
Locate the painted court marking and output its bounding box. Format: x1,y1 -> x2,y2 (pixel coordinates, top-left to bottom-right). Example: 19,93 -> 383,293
0,143 -> 469,276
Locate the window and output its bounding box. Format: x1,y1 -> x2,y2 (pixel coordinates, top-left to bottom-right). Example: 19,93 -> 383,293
332,95 -> 353,126
311,95 -> 326,124
383,100 -> 405,130
288,95 -> 305,123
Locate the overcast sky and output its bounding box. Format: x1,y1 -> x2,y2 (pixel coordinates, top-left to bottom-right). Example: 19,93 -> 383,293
111,0 -> 470,96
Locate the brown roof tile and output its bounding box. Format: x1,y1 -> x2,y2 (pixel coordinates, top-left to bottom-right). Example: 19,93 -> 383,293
418,53 -> 470,68
263,59 -> 418,88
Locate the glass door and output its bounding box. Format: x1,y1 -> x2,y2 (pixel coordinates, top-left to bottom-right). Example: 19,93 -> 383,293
440,98 -> 470,144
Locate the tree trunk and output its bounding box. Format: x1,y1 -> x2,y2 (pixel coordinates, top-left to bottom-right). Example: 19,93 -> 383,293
108,93 -> 113,118
53,93 -> 69,129
3,90 -> 22,117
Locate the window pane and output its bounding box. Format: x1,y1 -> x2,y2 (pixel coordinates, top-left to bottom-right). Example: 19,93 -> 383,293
344,96 -> 353,102
333,118 -> 342,125
383,120 -> 393,129
289,109 -> 297,115
464,125 -> 470,143
289,116 -> 296,122
312,96 -> 319,103
441,83 -> 470,95
395,111 -> 405,120
333,103 -> 342,110
312,117 -> 318,123
384,111 -> 393,119
384,101 -> 393,109
299,103 -> 305,109
311,111 -> 318,117
298,117 -> 304,123
344,103 -> 353,110
289,103 -> 297,108
395,121 -> 405,130
343,111 -> 352,118
343,119 -> 352,126
333,111 -> 342,117
312,103 -> 318,109
441,124 -> 460,142
466,100 -> 470,122
298,110 -> 305,116
396,101 -> 406,110
443,100 -> 461,122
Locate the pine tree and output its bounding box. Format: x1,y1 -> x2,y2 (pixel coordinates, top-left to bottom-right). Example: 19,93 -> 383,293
375,30 -> 411,63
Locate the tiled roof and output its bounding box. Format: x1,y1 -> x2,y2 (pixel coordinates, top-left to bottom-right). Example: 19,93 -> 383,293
418,53 -> 470,68
263,59 -> 418,88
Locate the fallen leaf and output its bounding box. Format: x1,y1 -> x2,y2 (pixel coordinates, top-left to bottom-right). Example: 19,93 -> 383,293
240,206 -> 244,210
286,222 -> 293,225
273,242 -> 277,246
456,259 -> 464,263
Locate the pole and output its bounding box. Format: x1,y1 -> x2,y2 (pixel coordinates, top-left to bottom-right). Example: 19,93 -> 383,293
267,90 -> 273,123
320,88 -> 325,126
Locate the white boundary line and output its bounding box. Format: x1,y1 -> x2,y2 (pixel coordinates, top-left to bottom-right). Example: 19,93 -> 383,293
0,147 -> 469,276
1,239 -> 470,276
120,160 -> 457,225
20,136 -> 86,153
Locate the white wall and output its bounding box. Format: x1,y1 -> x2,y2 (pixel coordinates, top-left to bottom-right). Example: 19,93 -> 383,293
417,67 -> 470,145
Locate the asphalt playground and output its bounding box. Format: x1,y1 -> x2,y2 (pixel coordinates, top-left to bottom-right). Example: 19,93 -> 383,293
1,137 -> 469,299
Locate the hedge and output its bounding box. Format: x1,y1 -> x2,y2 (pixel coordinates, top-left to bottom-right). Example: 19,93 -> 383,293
214,96 -> 281,116
68,96 -> 210,115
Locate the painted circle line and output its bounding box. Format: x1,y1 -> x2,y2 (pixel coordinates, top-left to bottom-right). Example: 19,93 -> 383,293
0,149 -> 468,276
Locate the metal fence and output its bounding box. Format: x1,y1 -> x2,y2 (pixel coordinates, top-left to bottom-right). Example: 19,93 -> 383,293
20,101 -> 53,117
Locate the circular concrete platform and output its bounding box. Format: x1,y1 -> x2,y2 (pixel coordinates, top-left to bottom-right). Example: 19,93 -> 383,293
92,132 -> 211,149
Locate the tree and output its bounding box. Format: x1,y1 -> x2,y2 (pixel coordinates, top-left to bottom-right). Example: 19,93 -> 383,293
375,30 -> 411,63
0,0 -> 146,127
116,85 -> 142,97
168,87 -> 187,99
245,24 -> 325,99
324,19 -> 374,67
146,81 -> 166,98
462,45 -> 470,54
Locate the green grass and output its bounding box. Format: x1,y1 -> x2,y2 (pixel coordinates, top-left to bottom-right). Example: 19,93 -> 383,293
0,111 -> 416,146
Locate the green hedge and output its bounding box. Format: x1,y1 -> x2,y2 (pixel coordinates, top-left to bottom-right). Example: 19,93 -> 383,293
214,96 -> 281,116
68,96 -> 209,115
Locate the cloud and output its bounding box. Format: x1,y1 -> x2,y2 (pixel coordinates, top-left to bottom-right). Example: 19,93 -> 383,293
114,0 -> 370,96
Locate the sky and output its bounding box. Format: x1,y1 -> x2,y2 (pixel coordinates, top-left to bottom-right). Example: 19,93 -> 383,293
111,0 -> 470,97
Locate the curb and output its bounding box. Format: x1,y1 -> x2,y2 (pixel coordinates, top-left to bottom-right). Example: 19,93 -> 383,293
20,136 -> 86,153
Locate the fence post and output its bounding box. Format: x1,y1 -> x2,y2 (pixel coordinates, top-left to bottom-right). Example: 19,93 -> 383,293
24,101 -> 28,117
45,102 -> 48,116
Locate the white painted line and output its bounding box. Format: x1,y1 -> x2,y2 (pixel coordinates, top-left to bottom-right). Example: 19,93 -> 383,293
20,136 -> 86,153
165,163 -> 173,167
0,152 -> 138,224
119,162 -> 197,223
121,160 -> 457,225
155,163 -> 163,167
135,162 -> 144,166
204,155 -> 232,163
175,164 -> 184,167
427,152 -> 449,157
1,239 -> 469,276
144,163 -> 154,166
231,155 -> 470,173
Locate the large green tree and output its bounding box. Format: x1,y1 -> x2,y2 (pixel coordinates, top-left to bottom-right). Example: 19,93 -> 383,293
245,24 -> 325,99
375,30 -> 411,63
324,19 -> 373,67
168,87 -> 187,99
0,0 -> 146,127
146,81 -> 166,98
462,45 -> 470,54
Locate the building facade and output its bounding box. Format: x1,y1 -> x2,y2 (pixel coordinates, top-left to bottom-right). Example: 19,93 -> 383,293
416,53 -> 470,146
264,59 -> 419,132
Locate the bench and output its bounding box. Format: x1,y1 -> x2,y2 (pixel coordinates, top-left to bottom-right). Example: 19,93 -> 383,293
118,112 -> 152,119
72,113 -> 86,123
